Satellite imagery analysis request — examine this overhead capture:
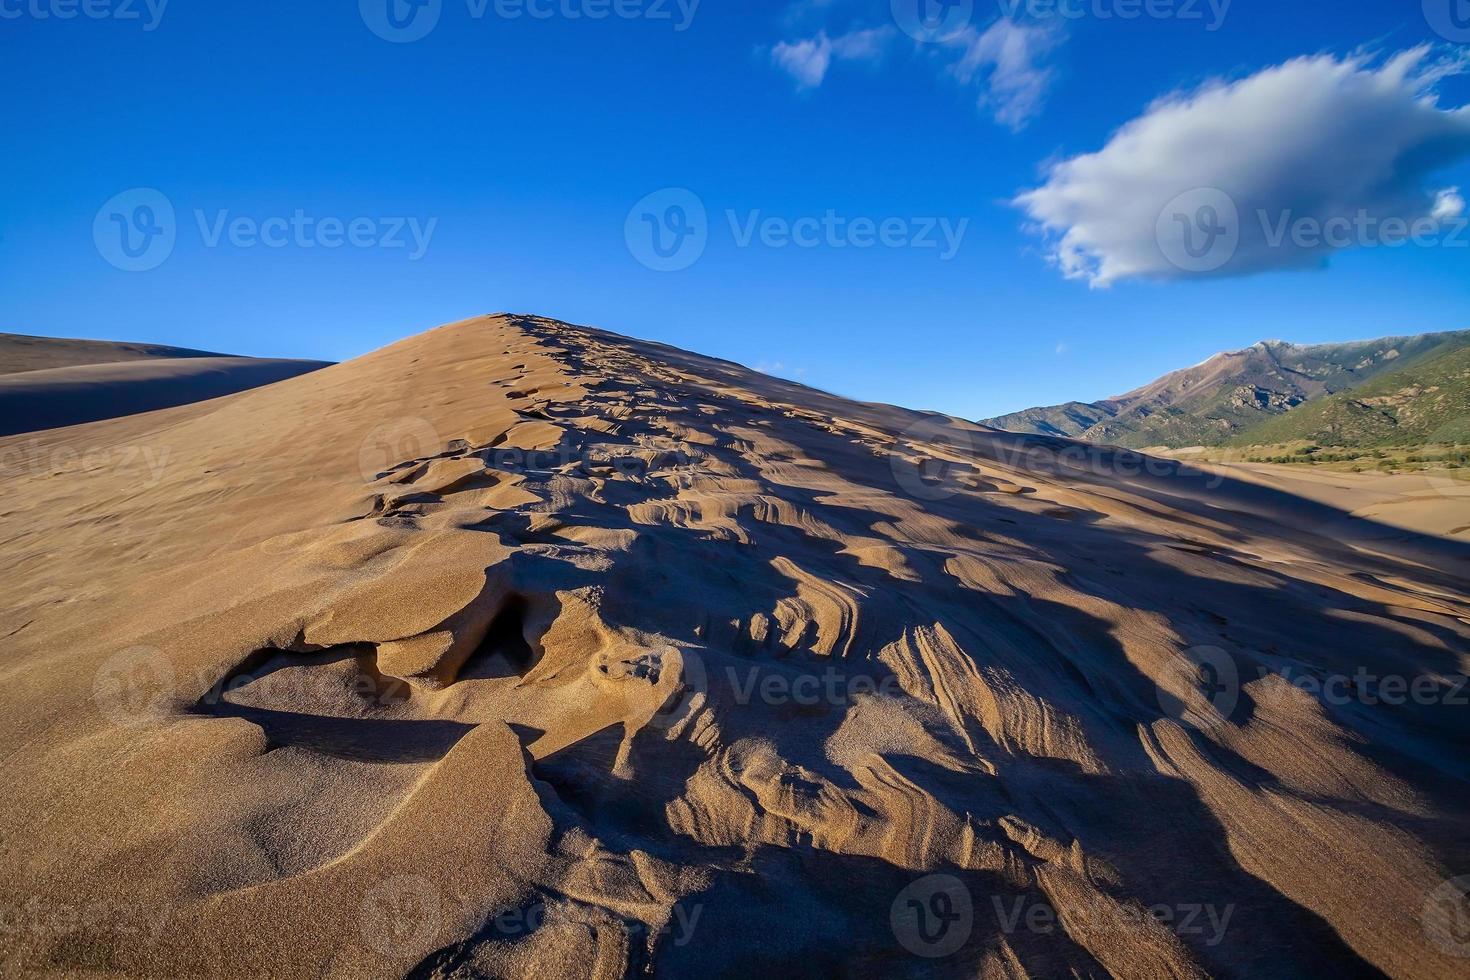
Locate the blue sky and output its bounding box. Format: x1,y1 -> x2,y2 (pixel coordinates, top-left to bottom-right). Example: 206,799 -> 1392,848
2,0 -> 1468,419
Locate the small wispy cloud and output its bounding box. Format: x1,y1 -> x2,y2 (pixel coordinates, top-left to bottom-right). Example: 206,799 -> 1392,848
1432,186 -> 1465,221
755,360 -> 809,379
768,10 -> 1063,131
770,27 -> 893,89
947,18 -> 1063,131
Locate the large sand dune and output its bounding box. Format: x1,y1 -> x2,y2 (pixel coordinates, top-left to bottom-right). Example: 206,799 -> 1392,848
0,315 -> 1466,978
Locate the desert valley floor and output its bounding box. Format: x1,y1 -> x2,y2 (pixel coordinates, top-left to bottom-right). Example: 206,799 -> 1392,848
0,315 -> 1467,978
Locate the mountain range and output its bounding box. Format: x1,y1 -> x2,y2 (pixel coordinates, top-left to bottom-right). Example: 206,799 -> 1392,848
984,330 -> 1470,449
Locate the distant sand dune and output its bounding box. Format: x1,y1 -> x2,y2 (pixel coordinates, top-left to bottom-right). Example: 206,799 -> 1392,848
1187,459 -> 1470,543
0,315 -> 1465,978
0,356 -> 333,436
0,331 -> 230,376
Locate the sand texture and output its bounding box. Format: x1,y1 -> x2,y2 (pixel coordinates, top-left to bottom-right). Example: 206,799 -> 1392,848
1189,460 -> 1470,543
0,315 -> 1466,979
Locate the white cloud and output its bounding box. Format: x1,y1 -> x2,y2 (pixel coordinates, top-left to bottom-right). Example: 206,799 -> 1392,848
948,19 -> 1062,131
832,26 -> 890,59
771,35 -> 832,88
770,27 -> 892,89
1432,186 -> 1465,221
755,360 -> 809,379
768,13 -> 1063,130
1015,47 -> 1470,286
780,0 -> 845,26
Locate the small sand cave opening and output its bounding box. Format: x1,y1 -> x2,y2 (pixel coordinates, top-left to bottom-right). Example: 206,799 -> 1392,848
461,594 -> 539,680
197,643 -> 412,714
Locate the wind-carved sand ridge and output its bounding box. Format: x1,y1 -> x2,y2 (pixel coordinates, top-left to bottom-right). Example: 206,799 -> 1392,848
0,315 -> 1467,978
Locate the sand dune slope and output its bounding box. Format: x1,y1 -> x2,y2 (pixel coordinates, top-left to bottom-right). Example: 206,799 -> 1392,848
0,356 -> 334,436
0,315 -> 1467,979
0,332 -> 231,376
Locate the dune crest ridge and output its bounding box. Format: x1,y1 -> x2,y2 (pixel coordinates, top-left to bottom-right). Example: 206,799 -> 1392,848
0,314 -> 1467,978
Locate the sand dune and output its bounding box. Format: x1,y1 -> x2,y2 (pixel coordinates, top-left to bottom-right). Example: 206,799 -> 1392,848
0,355 -> 332,436
0,315 -> 1466,978
1183,460 -> 1470,543
0,332 -> 231,376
